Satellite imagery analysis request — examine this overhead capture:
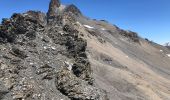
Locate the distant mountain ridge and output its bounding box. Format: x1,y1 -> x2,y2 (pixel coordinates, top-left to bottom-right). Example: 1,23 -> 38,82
164,42 -> 170,50
164,42 -> 170,46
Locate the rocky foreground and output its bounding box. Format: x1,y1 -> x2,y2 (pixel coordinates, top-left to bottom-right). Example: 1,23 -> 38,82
0,0 -> 170,100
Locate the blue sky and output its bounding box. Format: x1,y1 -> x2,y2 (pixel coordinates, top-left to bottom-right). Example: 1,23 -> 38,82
0,0 -> 169,44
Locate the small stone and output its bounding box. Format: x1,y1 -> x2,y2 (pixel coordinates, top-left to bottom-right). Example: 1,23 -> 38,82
13,93 -> 23,99
51,46 -> 56,50
38,94 -> 41,97
1,63 -> 7,70
43,46 -> 47,49
30,62 -> 34,65
64,61 -> 72,71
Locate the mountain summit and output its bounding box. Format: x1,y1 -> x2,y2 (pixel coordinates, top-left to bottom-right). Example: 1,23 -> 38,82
47,0 -> 60,17
0,0 -> 170,100
164,42 -> 170,49
164,42 -> 170,46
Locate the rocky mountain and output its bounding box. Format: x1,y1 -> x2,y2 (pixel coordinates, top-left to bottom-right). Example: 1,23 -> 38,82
164,42 -> 170,49
164,42 -> 170,46
0,0 -> 170,100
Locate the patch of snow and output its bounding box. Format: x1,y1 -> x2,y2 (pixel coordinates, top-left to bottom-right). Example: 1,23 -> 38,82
83,25 -> 94,29
166,54 -> 170,57
101,28 -> 106,31
160,50 -> 163,52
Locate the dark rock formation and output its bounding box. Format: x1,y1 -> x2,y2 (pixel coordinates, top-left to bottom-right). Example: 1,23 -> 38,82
164,42 -> 170,49
47,0 -> 61,24
0,0 -> 108,99
47,0 -> 60,17
56,68 -> 108,100
119,29 -> 140,43
0,12 -> 44,43
64,4 -> 82,16
25,11 -> 47,26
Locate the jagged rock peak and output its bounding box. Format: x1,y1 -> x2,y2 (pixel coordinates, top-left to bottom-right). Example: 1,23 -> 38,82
64,4 -> 82,16
47,0 -> 61,18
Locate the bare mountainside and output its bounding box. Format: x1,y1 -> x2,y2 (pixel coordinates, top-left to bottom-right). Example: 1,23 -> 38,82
0,0 -> 170,100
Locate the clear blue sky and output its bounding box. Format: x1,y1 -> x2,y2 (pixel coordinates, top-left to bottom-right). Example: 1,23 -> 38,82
0,0 -> 170,44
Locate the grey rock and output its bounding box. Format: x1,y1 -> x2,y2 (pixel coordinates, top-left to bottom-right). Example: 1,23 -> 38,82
47,0 -> 61,24
0,0 -> 108,99
64,4 -> 82,16
55,68 -> 108,100
0,81 -> 9,99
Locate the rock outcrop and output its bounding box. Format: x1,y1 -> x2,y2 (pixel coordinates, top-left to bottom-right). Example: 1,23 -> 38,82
47,0 -> 60,17
64,4 -> 82,16
164,42 -> 170,49
56,68 -> 108,100
0,0 -> 108,99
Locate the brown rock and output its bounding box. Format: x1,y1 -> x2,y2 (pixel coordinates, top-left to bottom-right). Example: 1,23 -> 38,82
47,0 -> 61,18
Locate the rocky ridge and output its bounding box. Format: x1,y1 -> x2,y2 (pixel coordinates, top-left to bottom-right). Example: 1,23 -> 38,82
0,0 -> 108,99
164,42 -> 170,49
1,0 -> 170,100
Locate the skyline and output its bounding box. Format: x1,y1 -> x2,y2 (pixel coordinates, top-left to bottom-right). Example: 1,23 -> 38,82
0,0 -> 169,44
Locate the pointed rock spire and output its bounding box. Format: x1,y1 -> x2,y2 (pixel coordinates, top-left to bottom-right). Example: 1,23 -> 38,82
47,0 -> 61,18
